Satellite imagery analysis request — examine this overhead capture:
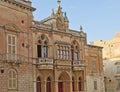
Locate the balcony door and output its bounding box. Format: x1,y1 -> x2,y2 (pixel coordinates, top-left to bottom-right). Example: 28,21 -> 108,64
37,45 -> 42,58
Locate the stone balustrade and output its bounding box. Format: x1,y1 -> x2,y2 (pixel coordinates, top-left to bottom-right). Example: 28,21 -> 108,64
0,53 -> 25,63
37,58 -> 54,69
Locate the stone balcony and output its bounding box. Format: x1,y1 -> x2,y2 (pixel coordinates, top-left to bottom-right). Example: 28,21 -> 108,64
36,58 -> 54,69
72,60 -> 86,70
0,53 -> 25,64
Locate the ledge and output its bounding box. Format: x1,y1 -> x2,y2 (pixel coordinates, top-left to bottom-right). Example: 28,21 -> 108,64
0,0 -> 36,11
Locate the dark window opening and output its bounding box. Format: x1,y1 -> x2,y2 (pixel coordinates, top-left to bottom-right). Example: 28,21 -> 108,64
72,77 -> 75,91
37,45 -> 42,58
79,77 -> 82,91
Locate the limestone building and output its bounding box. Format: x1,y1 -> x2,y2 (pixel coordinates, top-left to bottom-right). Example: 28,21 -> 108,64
91,32 -> 120,92
0,0 -> 105,92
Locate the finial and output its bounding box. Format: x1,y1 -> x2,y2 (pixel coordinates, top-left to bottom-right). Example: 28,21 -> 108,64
64,12 -> 69,22
64,12 -> 66,17
51,8 -> 55,16
80,25 -> 83,31
57,0 -> 61,6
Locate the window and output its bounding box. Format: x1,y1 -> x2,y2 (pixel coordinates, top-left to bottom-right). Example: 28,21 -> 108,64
72,77 -> 75,91
94,81 -> 97,90
43,41 -> 48,57
78,77 -> 82,91
117,79 -> 120,89
37,38 -> 48,58
117,67 -> 120,73
57,46 -> 69,60
92,61 -> 97,73
46,77 -> 51,92
71,49 -> 74,60
37,77 -> 41,92
74,52 -> 78,60
7,34 -> 17,54
37,45 -> 42,58
8,69 -> 17,89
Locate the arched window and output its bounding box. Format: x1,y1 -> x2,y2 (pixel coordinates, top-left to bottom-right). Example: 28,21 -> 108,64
36,77 -> 41,92
37,34 -> 49,58
46,77 -> 51,92
72,77 -> 75,91
78,77 -> 82,91
8,69 -> 17,89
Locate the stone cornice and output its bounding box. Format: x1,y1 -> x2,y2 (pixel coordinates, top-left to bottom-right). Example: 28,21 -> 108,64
31,24 -> 86,38
0,0 -> 36,12
87,44 -> 103,49
55,41 -> 71,45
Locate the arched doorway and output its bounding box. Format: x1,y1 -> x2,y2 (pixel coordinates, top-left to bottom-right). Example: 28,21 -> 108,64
58,77 -> 63,92
46,77 -> 51,92
36,77 -> 41,92
58,72 -> 70,92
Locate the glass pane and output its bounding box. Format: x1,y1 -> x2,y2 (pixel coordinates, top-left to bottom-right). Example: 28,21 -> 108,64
9,79 -> 12,88
117,67 -> 120,73
37,45 -> 42,58
8,45 -> 11,54
74,52 -> 78,60
12,36 -> 15,45
94,81 -> 97,90
13,71 -> 16,78
9,71 -> 12,78
8,35 -> 11,44
13,79 -> 17,88
118,80 -> 120,89
12,46 -> 16,54
44,46 -> 48,57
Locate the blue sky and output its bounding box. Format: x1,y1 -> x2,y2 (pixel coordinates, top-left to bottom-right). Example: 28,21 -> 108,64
30,0 -> 120,43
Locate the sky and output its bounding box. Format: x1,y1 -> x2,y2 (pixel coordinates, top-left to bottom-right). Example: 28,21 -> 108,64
30,0 -> 120,43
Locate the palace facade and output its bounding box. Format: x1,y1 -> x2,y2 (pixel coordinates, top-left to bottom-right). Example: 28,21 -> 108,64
0,0 -> 105,92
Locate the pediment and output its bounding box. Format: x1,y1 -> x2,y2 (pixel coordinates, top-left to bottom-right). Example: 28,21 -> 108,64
4,23 -> 23,33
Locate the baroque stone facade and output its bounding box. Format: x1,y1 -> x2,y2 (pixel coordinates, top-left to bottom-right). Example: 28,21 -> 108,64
0,0 -> 105,92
